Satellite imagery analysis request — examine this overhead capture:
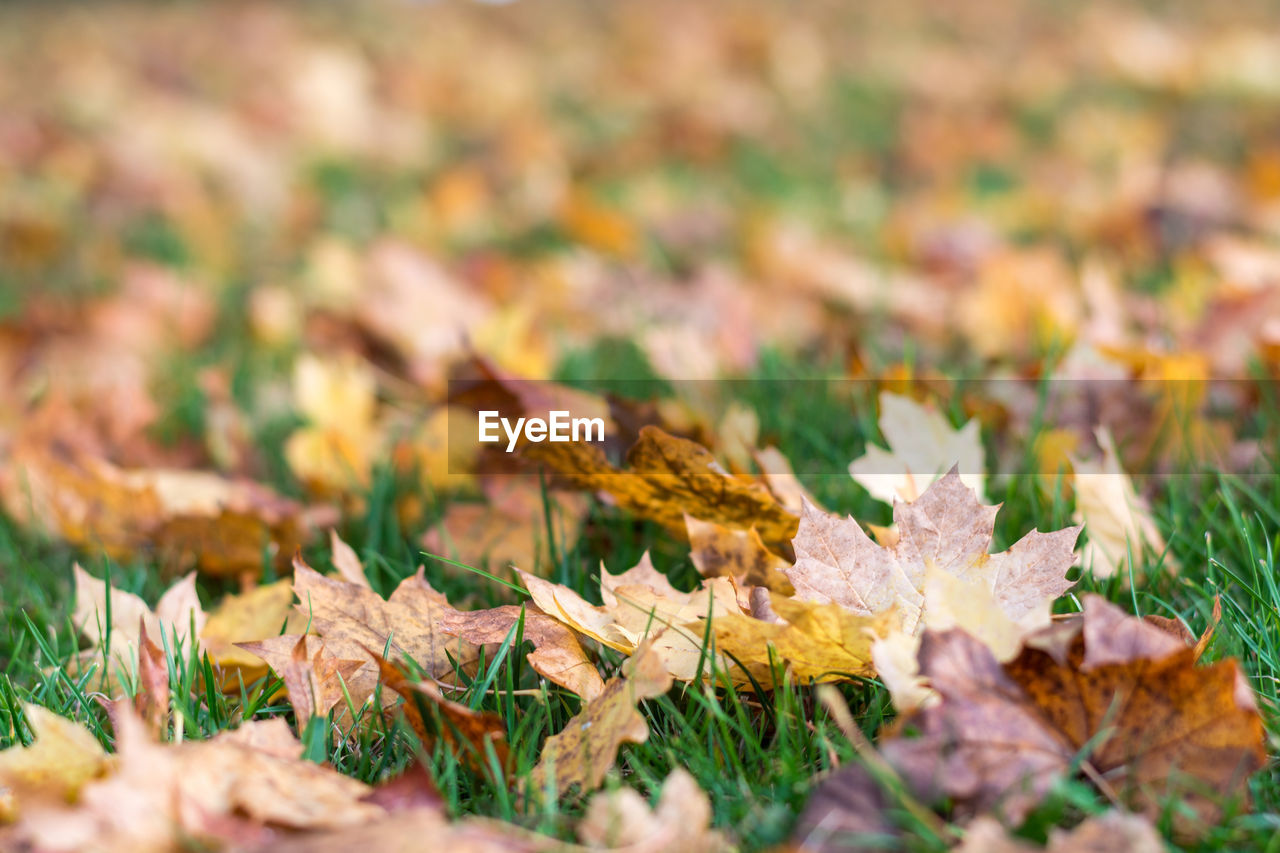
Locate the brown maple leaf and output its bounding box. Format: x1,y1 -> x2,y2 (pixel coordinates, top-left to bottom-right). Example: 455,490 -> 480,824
882,595 -> 1265,833
237,635 -> 368,727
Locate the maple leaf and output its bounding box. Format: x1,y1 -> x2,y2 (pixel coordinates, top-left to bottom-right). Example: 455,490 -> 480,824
786,469 -> 1079,637
955,813 -> 1164,853
134,624 -> 171,737
5,705 -> 388,851
577,768 -> 732,853
70,564 -> 205,688
518,553 -> 746,683
2,419 -> 310,579
200,579 -> 307,688
438,604 -> 605,701
328,529 -> 371,588
752,445 -> 822,513
287,555 -> 478,709
284,353 -> 381,495
237,635 -> 368,727
848,391 -> 986,504
529,640 -> 673,799
872,567 -> 1046,712
525,425 -> 799,552
284,551 -> 601,709
1072,428 -> 1172,579
882,595 -> 1265,833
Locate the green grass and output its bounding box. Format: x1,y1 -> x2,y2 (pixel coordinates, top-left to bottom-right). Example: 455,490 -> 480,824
1,354 -> 1277,851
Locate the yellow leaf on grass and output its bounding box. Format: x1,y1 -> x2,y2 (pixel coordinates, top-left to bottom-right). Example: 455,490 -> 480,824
710,595 -> 893,683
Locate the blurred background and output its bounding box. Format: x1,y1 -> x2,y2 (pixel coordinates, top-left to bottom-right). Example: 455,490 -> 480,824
1,0 -> 1279,564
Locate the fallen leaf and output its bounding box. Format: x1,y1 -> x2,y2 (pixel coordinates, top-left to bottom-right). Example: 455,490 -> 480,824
439,604 -> 605,701
237,635 -> 368,728
284,353 -> 381,495
710,595 -> 893,683
0,705 -> 108,818
526,426 -> 799,553
2,427 -> 310,578
1072,428 -> 1172,579
752,445 -> 821,514
291,553 -> 481,708
373,654 -> 511,777
685,514 -> 793,595
329,529 -> 371,588
70,565 -> 204,689
882,595 -> 1265,833
134,623 -> 171,737
529,641 -> 673,799
955,812 -> 1164,853
872,567 -> 1046,712
423,476 -> 588,575
848,391 -> 986,504
519,553 -> 746,682
200,579 -> 306,687
577,768 -> 732,853
7,705 -> 387,852
786,469 -> 1079,638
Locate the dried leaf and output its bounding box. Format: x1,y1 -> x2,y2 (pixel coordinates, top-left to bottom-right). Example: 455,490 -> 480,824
848,392 -> 986,504
329,529 -> 371,588
373,654 -> 511,777
710,595 -> 893,683
786,469 -> 1079,637
238,635 -> 367,727
872,568 -> 1046,712
200,579 -> 306,687
577,768 -> 732,853
526,426 -> 799,552
1073,428 -> 1172,579
3,433 -> 309,578
752,446 -> 822,514
70,565 -> 204,689
422,477 -> 588,575
292,554 -> 481,705
134,623 -> 170,737
440,604 -> 605,701
529,641 -> 673,799
685,514 -> 793,595
955,812 -> 1164,853
519,554 -> 746,682
0,705 -> 108,817
7,706 -> 386,851
883,596 -> 1265,833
